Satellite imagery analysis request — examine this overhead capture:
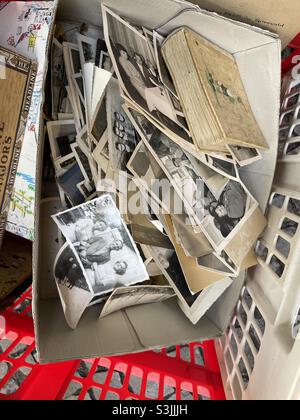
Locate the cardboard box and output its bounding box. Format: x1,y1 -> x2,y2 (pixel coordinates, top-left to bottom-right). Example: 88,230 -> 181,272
188,0 -> 300,48
32,0 -> 280,363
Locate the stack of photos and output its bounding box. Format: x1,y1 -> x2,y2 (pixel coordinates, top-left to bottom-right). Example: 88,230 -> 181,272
44,8 -> 267,329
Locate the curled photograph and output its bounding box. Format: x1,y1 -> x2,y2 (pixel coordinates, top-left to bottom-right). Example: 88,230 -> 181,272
53,195 -> 149,296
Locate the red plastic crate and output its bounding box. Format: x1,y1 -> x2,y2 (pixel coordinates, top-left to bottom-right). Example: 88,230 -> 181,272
0,287 -> 225,400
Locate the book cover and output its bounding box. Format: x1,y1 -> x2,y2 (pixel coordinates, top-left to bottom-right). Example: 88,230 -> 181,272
162,28 -> 269,151
0,46 -> 37,247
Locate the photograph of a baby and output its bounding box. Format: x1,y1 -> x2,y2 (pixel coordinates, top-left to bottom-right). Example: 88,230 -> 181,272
53,195 -> 149,296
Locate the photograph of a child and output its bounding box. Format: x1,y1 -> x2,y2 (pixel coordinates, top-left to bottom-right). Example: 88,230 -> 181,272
53,195 -> 149,296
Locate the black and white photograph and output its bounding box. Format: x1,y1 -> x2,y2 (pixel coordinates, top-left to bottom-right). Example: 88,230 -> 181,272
76,180 -> 93,199
125,108 -> 206,225
54,243 -> 94,330
71,143 -> 94,186
51,39 -> 70,120
58,163 -> 86,206
100,51 -> 113,72
228,145 -> 262,167
128,142 -> 173,215
77,34 -> 98,69
52,195 -> 149,296
91,97 -> 107,145
102,7 -> 192,144
55,154 -> 77,175
149,246 -> 200,309
73,73 -> 85,106
47,120 -> 77,161
123,104 -> 155,140
77,126 -> 91,157
201,180 -> 253,249
63,42 -> 85,130
90,67 -> 112,129
54,243 -> 91,292
107,78 -> 138,172
100,284 -> 175,318
204,154 -> 238,179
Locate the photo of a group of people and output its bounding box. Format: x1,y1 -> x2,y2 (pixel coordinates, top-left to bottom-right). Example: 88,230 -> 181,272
53,195 -> 149,296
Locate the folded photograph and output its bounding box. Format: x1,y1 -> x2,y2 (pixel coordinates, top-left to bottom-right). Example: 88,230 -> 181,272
52,195 -> 149,297
100,285 -> 175,318
54,242 -> 94,329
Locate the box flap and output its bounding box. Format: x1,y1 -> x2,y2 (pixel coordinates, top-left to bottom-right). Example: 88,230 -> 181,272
58,0 -> 193,29
158,8 -> 278,53
125,298 -> 221,348
37,299 -> 139,363
187,0 -> 299,48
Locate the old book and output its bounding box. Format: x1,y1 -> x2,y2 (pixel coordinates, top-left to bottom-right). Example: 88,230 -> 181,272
0,47 -> 37,247
161,28 -> 269,153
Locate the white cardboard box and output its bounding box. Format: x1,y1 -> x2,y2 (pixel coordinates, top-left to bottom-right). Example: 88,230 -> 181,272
32,0 -> 280,363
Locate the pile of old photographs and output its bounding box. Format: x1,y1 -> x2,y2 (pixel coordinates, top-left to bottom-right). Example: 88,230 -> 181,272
45,9 -> 267,330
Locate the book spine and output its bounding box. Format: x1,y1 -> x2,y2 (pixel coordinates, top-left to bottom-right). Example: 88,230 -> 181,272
0,61 -> 37,248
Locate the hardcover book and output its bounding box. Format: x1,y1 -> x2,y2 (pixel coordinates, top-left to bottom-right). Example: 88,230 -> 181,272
0,46 -> 37,247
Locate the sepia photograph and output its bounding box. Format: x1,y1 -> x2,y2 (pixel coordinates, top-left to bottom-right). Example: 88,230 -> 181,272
53,195 -> 149,296
107,78 -> 138,172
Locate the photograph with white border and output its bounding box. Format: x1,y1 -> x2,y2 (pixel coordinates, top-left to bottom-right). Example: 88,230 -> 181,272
52,195 -> 149,296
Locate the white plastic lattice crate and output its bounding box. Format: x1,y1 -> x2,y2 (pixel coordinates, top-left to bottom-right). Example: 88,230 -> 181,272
216,70 -> 300,401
